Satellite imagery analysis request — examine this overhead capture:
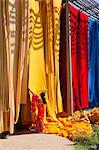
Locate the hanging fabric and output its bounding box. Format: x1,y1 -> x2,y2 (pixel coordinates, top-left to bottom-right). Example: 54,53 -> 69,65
60,5 -> 67,112
0,0 -> 9,132
29,0 -> 55,119
0,1 -> 9,113
88,19 -> 99,108
59,3 -> 73,114
43,0 -> 63,114
79,11 -> 89,109
29,0 -> 47,97
29,0 -> 63,119
70,5 -> 89,111
0,0 -> 29,134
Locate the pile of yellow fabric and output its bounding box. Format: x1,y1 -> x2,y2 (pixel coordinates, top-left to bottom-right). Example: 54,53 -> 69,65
44,111 -> 93,141
45,118 -> 68,137
67,121 -> 93,141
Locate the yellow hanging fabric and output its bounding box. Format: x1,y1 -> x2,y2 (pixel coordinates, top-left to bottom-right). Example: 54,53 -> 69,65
29,0 -> 54,120
0,0 -> 9,113
29,0 -> 63,120
29,0 -> 47,96
0,0 -> 15,134
42,0 -> 63,114
0,0 -> 29,134
14,0 -> 29,123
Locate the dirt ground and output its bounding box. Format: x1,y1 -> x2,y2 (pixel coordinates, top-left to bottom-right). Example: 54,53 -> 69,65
0,132 -> 75,150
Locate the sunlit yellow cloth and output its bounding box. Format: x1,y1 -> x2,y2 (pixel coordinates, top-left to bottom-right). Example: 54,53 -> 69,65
43,0 -> 63,114
29,0 -> 46,95
29,0 -> 55,119
29,0 -> 63,120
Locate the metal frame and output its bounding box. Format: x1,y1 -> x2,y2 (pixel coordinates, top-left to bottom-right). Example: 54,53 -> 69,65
62,0 -> 99,21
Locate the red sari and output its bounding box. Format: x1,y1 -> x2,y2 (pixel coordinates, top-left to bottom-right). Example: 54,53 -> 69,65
70,5 -> 89,111
31,94 -> 44,132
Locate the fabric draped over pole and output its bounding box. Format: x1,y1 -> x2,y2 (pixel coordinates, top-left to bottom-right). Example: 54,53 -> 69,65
0,0 -> 29,133
70,5 -> 89,111
29,0 -> 63,119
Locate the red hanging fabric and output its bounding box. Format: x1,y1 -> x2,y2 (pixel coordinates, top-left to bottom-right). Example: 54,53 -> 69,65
79,11 -> 89,109
70,5 -> 89,111
70,5 -> 79,110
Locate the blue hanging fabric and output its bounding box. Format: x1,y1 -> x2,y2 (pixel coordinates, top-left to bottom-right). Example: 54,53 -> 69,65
88,19 -> 99,108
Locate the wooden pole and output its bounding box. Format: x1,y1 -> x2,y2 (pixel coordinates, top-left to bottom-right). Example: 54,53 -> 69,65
66,0 -> 73,115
